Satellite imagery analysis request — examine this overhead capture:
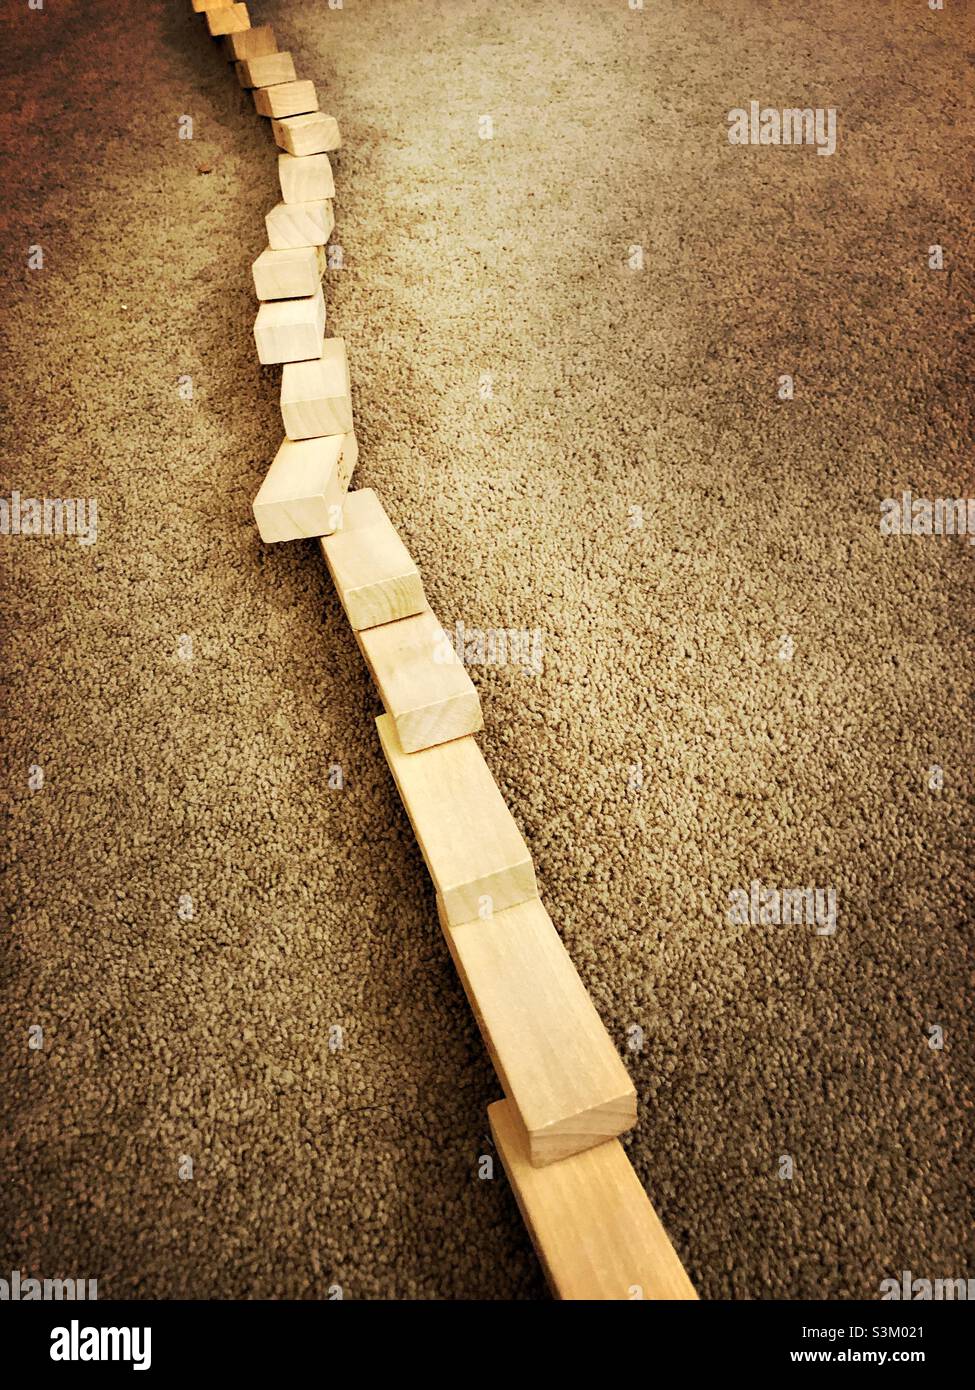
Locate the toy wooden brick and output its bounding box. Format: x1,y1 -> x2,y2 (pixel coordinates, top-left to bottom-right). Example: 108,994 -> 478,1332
236,52 -> 295,88
376,716 -> 538,926
254,286 -> 325,366
265,198 -> 334,251
272,112 -> 341,157
205,3 -> 249,37
489,1099 -> 698,1301
223,24 -> 276,62
252,432 -> 358,544
252,245 -> 325,301
281,337 -> 352,439
254,80 -> 319,120
320,489 -> 427,631
278,152 -> 335,205
443,897 -> 636,1164
192,0 -> 232,12
358,609 -> 483,753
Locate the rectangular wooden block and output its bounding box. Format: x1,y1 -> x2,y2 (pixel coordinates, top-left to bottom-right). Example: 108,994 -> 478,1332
252,244 -> 325,301
206,3 -> 249,37
265,198 -> 334,251
320,489 -> 428,631
376,716 -> 537,926
252,433 -> 357,544
358,609 -> 483,753
489,1098 -> 698,1301
236,51 -> 295,88
278,152 -> 335,205
193,0 -> 232,12
281,337 -> 352,439
254,79 -> 319,119
272,112 -> 342,156
254,286 -> 325,366
223,24 -> 276,61
444,898 -> 636,1164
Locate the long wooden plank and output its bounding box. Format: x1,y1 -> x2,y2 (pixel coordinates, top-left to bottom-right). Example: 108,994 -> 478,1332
443,898 -> 635,1164
489,1099 -> 697,1300
376,716 -> 536,926
358,608 -> 483,752
320,489 -> 427,630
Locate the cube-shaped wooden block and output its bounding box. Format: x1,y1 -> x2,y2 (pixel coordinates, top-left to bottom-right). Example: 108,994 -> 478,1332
252,244 -> 325,301
253,286 -> 326,366
206,3 -> 249,37
254,80 -> 319,119
320,489 -> 428,631
193,0 -> 232,12
272,112 -> 341,156
236,51 -> 295,88
281,338 -> 352,439
223,24 -> 276,61
265,199 -> 334,251
278,152 -> 335,205
252,432 -> 358,543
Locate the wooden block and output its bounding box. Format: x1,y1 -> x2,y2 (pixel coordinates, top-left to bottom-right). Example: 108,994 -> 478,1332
193,0 -> 232,12
252,433 -> 357,544
376,716 -> 537,926
272,112 -> 342,157
320,489 -> 428,631
358,609 -> 483,753
281,337 -> 352,440
254,80 -> 319,119
443,899 -> 636,1164
278,152 -> 335,205
223,24 -> 276,61
252,244 -> 325,301
253,286 -> 325,366
205,3 -> 249,37
236,51 -> 295,88
489,1099 -> 698,1301
265,198 -> 334,251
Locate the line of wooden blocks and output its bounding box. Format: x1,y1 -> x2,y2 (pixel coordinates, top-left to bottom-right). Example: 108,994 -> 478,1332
195,0 -> 696,1301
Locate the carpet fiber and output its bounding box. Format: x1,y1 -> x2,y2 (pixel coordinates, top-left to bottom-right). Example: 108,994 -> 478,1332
1,0 -> 972,1299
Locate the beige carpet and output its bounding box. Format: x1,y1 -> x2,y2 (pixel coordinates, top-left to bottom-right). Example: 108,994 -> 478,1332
1,0 -> 972,1299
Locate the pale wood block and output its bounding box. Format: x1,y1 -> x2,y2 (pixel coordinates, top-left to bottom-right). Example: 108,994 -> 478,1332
252,433 -> 358,544
281,337 -> 352,440
443,898 -> 636,1164
278,152 -> 335,205
254,79 -> 319,119
223,24 -> 276,61
252,244 -> 325,301
319,489 -> 428,631
265,198 -> 334,251
376,716 -> 537,926
272,112 -> 342,156
253,286 -> 325,366
358,609 -> 483,753
236,51 -> 295,88
193,0 -> 232,12
489,1098 -> 698,1301
205,3 -> 249,37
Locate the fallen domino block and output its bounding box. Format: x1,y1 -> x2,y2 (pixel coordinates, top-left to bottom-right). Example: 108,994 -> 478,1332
254,285 -> 326,366
320,489 -> 427,630
193,0 -> 232,11
279,152 -> 335,205
254,79 -> 319,119
252,244 -> 325,301
266,198 -> 334,251
236,51 -> 295,88
376,715 -> 537,926
489,1099 -> 698,1300
273,112 -> 341,156
358,609 -> 483,753
206,3 -> 249,37
443,898 -> 636,1164
281,337 -> 352,439
223,24 -> 276,61
252,432 -> 357,543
